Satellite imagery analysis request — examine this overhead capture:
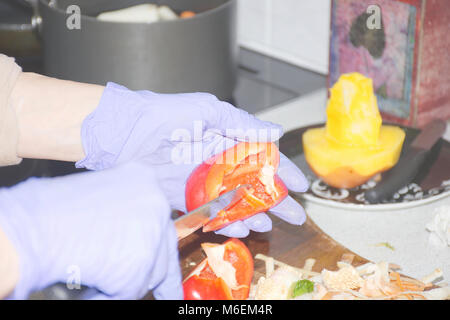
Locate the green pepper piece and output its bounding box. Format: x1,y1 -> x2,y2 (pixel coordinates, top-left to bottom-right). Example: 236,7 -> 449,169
291,279 -> 315,298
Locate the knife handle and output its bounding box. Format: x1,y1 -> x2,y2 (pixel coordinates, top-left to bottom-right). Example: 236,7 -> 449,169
364,147 -> 428,204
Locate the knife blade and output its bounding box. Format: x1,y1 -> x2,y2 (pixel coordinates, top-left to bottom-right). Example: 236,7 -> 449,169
174,185 -> 250,240
364,119 -> 447,204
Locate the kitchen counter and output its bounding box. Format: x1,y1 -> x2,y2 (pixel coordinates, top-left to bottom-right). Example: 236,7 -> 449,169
256,88 -> 450,283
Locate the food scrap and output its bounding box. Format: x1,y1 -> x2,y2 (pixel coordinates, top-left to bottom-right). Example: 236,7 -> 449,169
426,205 -> 450,247
249,253 -> 449,300
291,279 -> 315,298
302,72 -> 405,189
183,238 -> 253,300
374,242 -> 395,251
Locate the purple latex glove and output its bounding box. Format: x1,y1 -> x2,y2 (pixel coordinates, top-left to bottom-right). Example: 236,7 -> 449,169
0,162 -> 181,300
152,134 -> 309,238
76,82 -> 309,238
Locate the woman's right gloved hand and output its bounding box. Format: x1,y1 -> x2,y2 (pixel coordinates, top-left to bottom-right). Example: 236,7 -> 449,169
0,162 -> 181,300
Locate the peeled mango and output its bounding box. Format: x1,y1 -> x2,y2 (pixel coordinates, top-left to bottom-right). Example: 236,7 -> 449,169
302,73 -> 405,189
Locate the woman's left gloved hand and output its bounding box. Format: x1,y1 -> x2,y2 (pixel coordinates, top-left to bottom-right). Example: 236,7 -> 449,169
76,83 -> 309,238
0,162 -> 182,300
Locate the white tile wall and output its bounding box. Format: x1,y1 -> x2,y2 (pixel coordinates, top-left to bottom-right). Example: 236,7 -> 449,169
237,0 -> 331,75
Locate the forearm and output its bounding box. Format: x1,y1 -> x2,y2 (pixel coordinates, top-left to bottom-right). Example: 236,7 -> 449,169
0,226 -> 19,299
10,72 -> 104,162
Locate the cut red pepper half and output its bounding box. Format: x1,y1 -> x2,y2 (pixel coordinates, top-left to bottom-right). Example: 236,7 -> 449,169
185,142 -> 288,232
183,238 -> 254,300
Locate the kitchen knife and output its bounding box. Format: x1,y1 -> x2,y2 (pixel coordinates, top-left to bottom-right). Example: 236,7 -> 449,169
174,185 -> 250,240
364,119 -> 447,204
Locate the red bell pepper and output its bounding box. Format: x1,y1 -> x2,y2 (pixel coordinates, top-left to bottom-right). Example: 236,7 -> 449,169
185,142 -> 288,232
183,238 -> 254,300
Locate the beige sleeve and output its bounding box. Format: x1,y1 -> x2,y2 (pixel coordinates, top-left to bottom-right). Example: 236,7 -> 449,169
0,55 -> 22,166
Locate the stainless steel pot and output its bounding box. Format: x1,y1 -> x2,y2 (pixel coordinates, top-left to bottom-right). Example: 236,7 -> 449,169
4,0 -> 238,100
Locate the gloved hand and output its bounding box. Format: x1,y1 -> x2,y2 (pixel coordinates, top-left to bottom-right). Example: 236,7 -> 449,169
152,133 -> 309,238
76,82 -> 309,238
0,162 -> 181,300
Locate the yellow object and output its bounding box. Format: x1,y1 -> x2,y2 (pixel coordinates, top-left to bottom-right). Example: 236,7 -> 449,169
303,73 -> 405,189
326,73 -> 382,147
180,11 -> 196,19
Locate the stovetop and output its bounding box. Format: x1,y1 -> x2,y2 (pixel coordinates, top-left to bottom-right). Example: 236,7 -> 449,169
234,48 -> 325,114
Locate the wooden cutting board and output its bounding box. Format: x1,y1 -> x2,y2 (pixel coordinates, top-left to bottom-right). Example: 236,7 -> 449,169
178,192 -> 368,283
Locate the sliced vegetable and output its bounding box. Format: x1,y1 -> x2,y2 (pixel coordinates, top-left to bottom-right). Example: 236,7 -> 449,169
291,279 -> 314,298
183,238 -> 254,300
185,142 -> 288,232
183,274 -> 233,300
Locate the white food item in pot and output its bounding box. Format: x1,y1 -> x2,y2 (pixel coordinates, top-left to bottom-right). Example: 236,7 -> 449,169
253,267 -> 300,300
157,5 -> 179,21
426,205 -> 450,247
97,4 -> 159,23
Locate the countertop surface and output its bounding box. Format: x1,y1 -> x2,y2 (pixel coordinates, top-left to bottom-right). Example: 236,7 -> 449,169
256,88 -> 450,283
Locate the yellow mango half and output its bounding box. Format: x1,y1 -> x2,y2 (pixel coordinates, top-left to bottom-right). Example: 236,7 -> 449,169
303,126 -> 405,189
326,73 -> 382,147
302,72 -> 406,189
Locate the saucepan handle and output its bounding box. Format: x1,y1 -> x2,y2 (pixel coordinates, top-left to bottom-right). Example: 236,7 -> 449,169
0,0 -> 42,34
